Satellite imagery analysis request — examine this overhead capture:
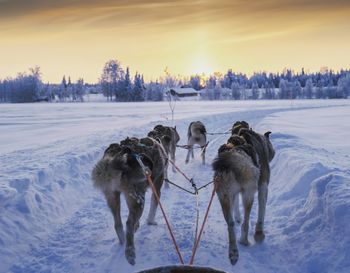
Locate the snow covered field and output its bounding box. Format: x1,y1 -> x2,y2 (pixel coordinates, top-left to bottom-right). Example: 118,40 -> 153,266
0,100 -> 349,273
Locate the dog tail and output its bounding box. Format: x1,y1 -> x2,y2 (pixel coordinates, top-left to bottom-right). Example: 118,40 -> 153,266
187,122 -> 194,139
212,151 -> 236,173
91,156 -> 128,191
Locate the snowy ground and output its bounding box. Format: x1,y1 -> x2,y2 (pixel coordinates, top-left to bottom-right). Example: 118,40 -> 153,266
0,100 -> 349,273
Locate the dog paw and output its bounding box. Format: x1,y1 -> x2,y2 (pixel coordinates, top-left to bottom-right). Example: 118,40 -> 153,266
254,230 -> 265,243
147,220 -> 158,225
125,247 -> 136,265
239,238 -> 250,246
229,248 -> 239,265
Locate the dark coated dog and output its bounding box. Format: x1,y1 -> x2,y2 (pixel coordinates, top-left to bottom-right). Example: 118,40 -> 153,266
91,137 -> 166,265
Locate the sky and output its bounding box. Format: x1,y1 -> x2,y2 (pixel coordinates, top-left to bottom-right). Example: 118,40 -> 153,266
0,0 -> 349,83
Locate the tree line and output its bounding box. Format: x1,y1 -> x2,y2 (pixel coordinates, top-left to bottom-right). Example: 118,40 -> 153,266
1,61 -> 349,103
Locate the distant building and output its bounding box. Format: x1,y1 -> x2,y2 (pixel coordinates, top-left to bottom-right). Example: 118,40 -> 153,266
166,87 -> 200,99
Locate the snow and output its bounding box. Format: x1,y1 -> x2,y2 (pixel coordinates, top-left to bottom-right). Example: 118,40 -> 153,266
0,100 -> 349,273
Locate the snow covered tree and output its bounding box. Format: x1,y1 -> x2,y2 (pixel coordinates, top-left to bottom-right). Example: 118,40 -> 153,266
304,78 -> 313,99
279,79 -> 288,99
189,75 -> 202,90
262,82 -> 274,99
122,67 -> 133,101
231,82 -> 241,100
100,60 -> 124,101
59,76 -> 67,101
75,78 -> 85,102
133,73 -> 144,101
252,82 -> 259,99
315,80 -> 325,99
145,81 -> 164,101
337,74 -> 350,98
325,81 -> 336,99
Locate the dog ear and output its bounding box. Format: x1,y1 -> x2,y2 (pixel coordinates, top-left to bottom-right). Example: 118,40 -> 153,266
264,131 -> 272,138
174,126 -> 177,130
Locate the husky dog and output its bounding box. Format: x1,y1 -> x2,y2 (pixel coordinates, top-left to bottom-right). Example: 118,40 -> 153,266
231,120 -> 275,241
238,126 -> 275,242
91,137 -> 166,265
147,125 -> 180,184
213,137 -> 260,265
185,121 -> 207,164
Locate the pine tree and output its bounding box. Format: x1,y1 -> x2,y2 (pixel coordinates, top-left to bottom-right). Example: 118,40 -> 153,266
133,73 -> 145,101
100,60 -> 124,101
304,78 -> 313,99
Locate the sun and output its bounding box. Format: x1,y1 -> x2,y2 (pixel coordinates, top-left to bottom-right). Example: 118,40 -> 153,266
189,57 -> 213,76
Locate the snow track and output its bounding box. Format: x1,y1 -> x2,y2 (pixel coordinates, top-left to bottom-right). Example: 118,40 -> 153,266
1,101 -> 349,273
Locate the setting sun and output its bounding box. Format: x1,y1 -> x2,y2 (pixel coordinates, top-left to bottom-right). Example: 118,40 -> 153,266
0,0 -> 349,82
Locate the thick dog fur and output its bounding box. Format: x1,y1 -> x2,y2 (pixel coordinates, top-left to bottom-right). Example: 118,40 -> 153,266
213,147 -> 259,265
147,124 -> 180,186
91,137 -> 166,265
234,121 -> 275,242
231,120 -> 249,135
186,121 -> 207,164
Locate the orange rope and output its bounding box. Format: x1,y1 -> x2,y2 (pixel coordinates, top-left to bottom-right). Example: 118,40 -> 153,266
145,172 -> 185,265
189,178 -> 218,265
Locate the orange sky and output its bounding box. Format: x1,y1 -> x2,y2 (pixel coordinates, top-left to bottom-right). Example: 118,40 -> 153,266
0,0 -> 349,83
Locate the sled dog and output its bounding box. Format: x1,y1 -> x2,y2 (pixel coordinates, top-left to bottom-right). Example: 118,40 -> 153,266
232,120 -> 275,242
213,136 -> 260,265
147,124 -> 180,185
91,137 -> 166,265
186,121 -> 207,164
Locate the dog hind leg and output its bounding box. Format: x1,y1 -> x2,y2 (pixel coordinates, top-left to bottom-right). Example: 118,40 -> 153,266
255,182 -> 268,242
185,147 -> 191,163
146,175 -> 163,225
125,194 -> 145,265
218,192 -> 239,265
233,193 -> 242,223
239,190 -> 254,246
106,191 -> 125,245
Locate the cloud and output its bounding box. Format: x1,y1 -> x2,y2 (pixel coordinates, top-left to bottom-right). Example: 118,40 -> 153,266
2,0 -> 348,27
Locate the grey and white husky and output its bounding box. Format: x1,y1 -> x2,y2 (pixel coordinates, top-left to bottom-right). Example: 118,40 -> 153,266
147,124 -> 180,185
185,121 -> 207,164
213,136 -> 260,265
91,137 -> 166,265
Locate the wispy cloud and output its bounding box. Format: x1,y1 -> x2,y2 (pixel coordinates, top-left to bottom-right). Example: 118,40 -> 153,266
0,0 -> 349,82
